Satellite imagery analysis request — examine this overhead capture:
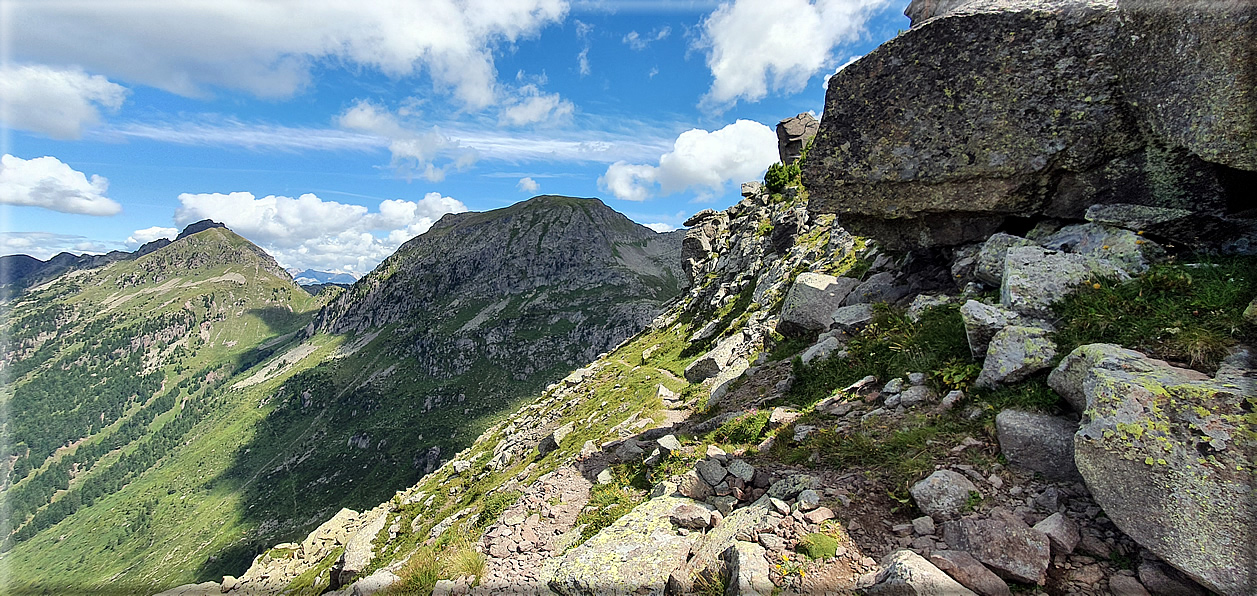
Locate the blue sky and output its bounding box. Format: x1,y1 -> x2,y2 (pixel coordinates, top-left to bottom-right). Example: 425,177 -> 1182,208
1,0 -> 907,275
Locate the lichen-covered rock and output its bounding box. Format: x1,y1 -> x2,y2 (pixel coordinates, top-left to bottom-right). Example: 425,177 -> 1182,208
1245,297 -> 1257,325
865,550 -> 977,596
671,501 -> 777,593
778,273 -> 859,335
942,508 -> 1051,585
1039,223 -> 1163,275
994,409 -> 1080,482
910,470 -> 979,520
975,326 -> 1057,388
350,569 -> 401,596
960,300 -> 1019,358
1046,343 -> 1257,595
1115,0 -> 1257,171
801,335 -> 842,365
684,333 -> 744,382
549,496 -> 701,596
904,0 -> 976,26
830,303 -> 875,332
975,233 -> 1036,286
336,509 -> 389,587
1001,246 -> 1128,315
766,474 -> 819,501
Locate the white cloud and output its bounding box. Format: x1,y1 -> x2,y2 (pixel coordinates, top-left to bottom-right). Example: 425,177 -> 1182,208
0,154 -> 121,216
577,47 -> 592,76
622,26 -> 671,50
517,177 -> 541,193
338,100 -> 475,181
644,222 -> 674,233
598,120 -> 778,201
0,232 -> 114,259
0,65 -> 129,139
11,0 -> 569,107
695,0 -> 890,107
126,226 -> 179,248
824,54 -> 864,87
574,19 -> 594,76
173,191 -> 468,273
500,84 -> 575,126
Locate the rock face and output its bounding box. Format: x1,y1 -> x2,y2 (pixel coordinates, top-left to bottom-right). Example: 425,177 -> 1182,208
548,496 -> 700,595
1047,344 -> 1257,595
776,113 -> 820,164
803,0 -> 1255,250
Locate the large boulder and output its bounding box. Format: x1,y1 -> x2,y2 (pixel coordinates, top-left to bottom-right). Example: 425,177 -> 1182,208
974,326 -> 1057,388
1001,246 -> 1128,315
776,113 -> 819,164
865,550 -> 978,596
1115,0 -> 1257,171
778,273 -> 859,336
724,541 -> 773,596
1046,344 -> 1257,595
549,496 -> 702,595
336,509 -> 389,587
803,0 -> 1252,250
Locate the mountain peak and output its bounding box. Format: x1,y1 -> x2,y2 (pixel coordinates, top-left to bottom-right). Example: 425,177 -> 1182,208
175,219 -> 227,240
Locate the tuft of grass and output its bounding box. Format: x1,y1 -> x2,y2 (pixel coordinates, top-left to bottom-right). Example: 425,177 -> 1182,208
1053,257 -> 1257,371
797,532 -> 839,559
801,413 -> 977,495
383,547 -> 440,596
707,411 -> 769,445
474,490 -> 521,529
449,544 -> 486,582
572,471 -> 645,546
786,303 -> 971,407
973,377 -> 1064,414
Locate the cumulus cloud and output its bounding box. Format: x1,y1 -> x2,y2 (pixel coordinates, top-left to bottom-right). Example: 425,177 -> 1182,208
11,0 -> 568,107
338,100 -> 475,181
695,0 -> 890,106
598,120 -> 778,201
126,226 -> 179,248
517,177 -> 541,193
0,154 -> 122,216
173,191 -> 468,273
500,84 -> 575,126
622,26 -> 671,50
0,65 -> 129,139
644,222 -> 674,233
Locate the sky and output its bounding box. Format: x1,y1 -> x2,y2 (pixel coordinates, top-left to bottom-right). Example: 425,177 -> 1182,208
0,0 -> 908,276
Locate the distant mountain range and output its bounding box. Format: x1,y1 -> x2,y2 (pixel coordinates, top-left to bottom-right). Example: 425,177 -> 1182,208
288,269 -> 359,286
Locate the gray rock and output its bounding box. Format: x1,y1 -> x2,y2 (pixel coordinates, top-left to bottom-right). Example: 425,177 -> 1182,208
1001,246 -> 1129,315
776,113 -> 820,165
337,509 -> 389,586
899,385 -> 937,408
696,459 -> 728,487
451,459 -> 471,473
995,409 -> 1081,482
842,272 -> 907,306
548,496 -> 701,596
801,335 -> 842,365
615,440 -> 645,462
740,181 -> 764,197
677,471 -> 713,501
758,533 -> 785,552
940,390 -> 964,410
431,579 -> 458,596
709,357 -> 750,404
908,372 -> 927,386
778,273 -> 860,336
351,569 -> 401,596
929,550 -> 1011,596
768,407 -> 802,428
910,470 -> 979,520
792,425 -> 817,442
904,0 -> 976,26
865,550 -> 978,596
1110,575 -> 1152,596
883,377 -> 905,395
907,294 -> 955,321
670,503 -> 716,530
830,303 -> 875,331
1246,298 -> 1257,325
1137,560 -> 1207,596
767,474 -> 818,501
539,421 -> 576,455
1032,512 -> 1080,555
941,508 -> 1051,585
1040,223 -> 1163,275
656,434 -> 682,455
684,333 -> 744,382
1048,343 -> 1257,595
960,300 -> 1019,359
975,234 -> 1036,286
673,502 -> 777,594
726,459 -> 755,482
1084,203 -> 1223,247
596,468 -> 615,485
724,541 -> 773,596
912,516 -> 936,536
796,489 -> 820,511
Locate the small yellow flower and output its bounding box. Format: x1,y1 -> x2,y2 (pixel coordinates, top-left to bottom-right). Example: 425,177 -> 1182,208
1137,230 -> 1145,235
1102,244 -> 1111,250
1135,239 -> 1144,245
1092,283 -> 1102,290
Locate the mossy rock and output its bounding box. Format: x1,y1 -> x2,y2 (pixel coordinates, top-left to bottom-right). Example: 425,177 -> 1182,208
796,532 -> 839,560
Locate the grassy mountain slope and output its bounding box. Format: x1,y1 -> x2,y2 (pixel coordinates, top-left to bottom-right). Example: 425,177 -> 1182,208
0,196 -> 684,594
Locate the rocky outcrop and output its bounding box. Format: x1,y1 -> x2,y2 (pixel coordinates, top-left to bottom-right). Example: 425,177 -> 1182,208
778,272 -> 859,336
776,113 -> 820,164
1048,344 -> 1257,595
804,0 -> 1255,250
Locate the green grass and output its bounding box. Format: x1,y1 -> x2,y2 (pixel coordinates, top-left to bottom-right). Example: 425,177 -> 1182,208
573,477 -> 645,546
1053,257 -> 1257,371
786,303 -> 972,407
706,411 -> 770,445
